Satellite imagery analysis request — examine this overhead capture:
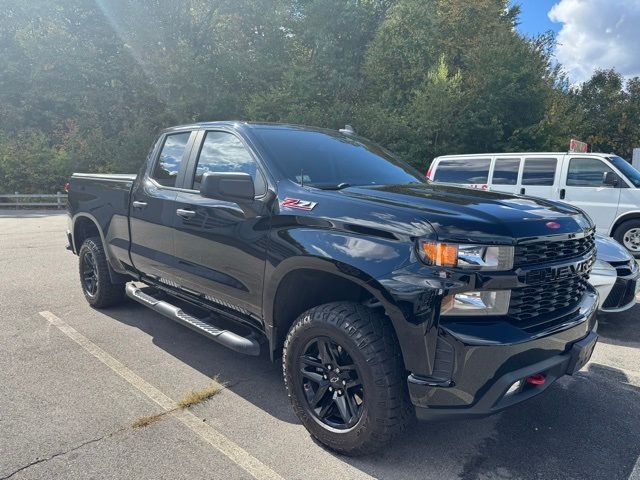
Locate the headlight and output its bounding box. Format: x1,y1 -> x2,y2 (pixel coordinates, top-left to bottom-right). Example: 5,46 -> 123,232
417,241 -> 514,271
441,291 -> 511,316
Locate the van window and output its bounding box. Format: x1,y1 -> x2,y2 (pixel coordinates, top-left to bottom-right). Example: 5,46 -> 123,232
492,158 -> 520,185
608,156 -> 640,187
522,158 -> 557,186
433,159 -> 491,184
567,158 -> 615,186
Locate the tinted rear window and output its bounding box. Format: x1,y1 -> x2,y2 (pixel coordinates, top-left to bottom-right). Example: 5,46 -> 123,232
433,159 -> 491,184
522,158 -> 557,186
252,128 -> 423,187
152,132 -> 191,187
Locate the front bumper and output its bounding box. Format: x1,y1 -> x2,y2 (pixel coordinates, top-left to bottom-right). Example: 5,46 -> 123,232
600,266 -> 640,313
409,288 -> 599,420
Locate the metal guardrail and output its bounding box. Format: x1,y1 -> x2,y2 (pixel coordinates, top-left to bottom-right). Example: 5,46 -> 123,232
0,192 -> 68,208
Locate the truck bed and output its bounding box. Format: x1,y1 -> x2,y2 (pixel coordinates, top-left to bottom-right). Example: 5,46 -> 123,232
68,172 -> 136,273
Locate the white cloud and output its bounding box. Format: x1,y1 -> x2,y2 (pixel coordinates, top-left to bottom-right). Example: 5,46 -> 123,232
549,0 -> 640,84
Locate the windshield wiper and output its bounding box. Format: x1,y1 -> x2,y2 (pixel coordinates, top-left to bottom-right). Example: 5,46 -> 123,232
309,182 -> 352,190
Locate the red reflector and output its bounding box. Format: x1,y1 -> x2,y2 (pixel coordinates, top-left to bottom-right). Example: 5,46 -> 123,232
64,182 -> 70,193
525,373 -> 546,385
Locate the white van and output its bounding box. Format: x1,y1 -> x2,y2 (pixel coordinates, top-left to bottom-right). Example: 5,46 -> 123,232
428,152 -> 640,256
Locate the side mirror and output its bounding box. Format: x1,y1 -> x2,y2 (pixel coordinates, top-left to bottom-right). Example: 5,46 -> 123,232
603,171 -> 619,187
200,172 -> 255,201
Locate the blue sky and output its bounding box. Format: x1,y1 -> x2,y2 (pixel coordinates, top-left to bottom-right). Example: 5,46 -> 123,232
514,0 -> 561,37
512,0 -> 640,83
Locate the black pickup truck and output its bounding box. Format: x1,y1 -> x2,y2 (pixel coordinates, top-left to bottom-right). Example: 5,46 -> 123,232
67,122 -> 599,455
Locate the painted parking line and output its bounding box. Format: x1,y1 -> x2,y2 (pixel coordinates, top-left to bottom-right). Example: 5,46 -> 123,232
38,311 -> 284,480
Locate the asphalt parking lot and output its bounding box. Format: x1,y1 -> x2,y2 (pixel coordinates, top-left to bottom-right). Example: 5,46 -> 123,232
1,210 -> 640,480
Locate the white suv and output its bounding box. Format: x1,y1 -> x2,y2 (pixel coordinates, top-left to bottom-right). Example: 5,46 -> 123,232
428,152 -> 640,256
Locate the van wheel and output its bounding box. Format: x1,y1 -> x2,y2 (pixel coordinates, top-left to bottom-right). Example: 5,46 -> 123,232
613,219 -> 640,258
283,302 -> 411,456
78,237 -> 126,308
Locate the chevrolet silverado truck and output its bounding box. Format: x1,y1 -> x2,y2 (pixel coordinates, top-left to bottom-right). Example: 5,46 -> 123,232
67,122 -> 599,455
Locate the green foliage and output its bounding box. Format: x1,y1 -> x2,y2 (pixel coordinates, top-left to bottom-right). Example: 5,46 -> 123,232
0,0 -> 638,193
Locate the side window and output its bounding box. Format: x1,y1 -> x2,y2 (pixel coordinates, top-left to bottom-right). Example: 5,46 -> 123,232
492,158 -> 520,185
152,132 -> 191,187
192,131 -> 265,195
432,158 -> 491,184
522,158 -> 557,186
567,158 -> 615,186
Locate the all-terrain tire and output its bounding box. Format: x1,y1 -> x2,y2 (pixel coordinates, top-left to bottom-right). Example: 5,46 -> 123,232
283,302 -> 412,456
78,237 -> 126,308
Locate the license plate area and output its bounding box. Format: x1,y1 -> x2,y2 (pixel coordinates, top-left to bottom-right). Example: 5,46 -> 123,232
567,332 -> 598,375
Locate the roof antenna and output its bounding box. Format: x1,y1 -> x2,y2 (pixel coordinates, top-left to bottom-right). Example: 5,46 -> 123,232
339,124 -> 356,135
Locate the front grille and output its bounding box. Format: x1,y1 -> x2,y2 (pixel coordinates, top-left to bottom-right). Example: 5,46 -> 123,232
515,232 -> 595,267
509,274 -> 589,327
602,278 -> 637,309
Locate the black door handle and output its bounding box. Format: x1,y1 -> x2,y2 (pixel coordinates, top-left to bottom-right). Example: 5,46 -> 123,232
520,188 -> 526,195
560,188 -> 566,199
176,208 -> 196,219
132,201 -> 148,209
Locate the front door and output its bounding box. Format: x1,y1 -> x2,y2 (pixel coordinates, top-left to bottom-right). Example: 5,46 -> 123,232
561,156 -> 622,232
171,130 -> 271,318
129,130 -> 194,279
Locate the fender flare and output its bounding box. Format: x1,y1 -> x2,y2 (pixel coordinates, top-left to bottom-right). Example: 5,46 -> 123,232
71,212 -> 130,283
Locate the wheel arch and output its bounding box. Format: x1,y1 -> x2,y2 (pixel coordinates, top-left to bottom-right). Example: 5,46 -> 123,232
72,213 -> 130,283
264,256 -> 408,361
72,213 -> 104,253
609,211 -> 640,236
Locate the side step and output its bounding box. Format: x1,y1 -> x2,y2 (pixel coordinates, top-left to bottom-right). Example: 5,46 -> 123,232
125,283 -> 260,356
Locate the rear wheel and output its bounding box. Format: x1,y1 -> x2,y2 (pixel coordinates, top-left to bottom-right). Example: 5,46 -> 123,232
283,302 -> 411,456
613,219 -> 640,258
78,237 -> 126,308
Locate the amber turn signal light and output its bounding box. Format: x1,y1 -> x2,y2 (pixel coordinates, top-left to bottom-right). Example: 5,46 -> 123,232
419,242 -> 458,267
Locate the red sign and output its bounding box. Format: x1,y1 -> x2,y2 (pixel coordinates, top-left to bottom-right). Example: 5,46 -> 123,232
569,139 -> 589,153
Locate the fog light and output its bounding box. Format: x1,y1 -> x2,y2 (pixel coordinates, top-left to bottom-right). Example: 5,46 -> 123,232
441,290 -> 511,316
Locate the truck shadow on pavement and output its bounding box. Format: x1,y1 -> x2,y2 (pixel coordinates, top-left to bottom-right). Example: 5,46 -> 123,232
597,303 -> 640,348
102,302 -> 640,480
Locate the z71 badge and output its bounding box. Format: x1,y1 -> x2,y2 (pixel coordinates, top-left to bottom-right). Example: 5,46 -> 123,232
280,198 -> 318,211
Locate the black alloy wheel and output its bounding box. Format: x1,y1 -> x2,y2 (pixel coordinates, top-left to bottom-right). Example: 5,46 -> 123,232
299,336 -> 365,430
283,302 -> 411,456
81,249 -> 99,297
78,237 -> 126,308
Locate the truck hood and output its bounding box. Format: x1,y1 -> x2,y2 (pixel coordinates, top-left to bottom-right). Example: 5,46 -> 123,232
337,183 -> 592,243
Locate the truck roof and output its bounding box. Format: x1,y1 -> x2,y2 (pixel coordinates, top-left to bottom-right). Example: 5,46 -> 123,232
162,121 -> 334,134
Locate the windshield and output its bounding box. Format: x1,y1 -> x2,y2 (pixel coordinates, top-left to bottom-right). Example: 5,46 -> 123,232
608,156 -> 640,188
253,127 -> 424,188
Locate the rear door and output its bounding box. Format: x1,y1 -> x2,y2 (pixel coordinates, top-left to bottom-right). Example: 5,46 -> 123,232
560,156 -> 622,232
519,156 -> 560,199
489,157 -> 521,194
171,129 -> 271,318
431,157 -> 492,190
129,130 -> 196,279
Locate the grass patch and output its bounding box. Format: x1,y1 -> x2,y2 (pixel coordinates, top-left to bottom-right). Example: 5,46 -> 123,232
132,412 -> 166,429
177,380 -> 224,408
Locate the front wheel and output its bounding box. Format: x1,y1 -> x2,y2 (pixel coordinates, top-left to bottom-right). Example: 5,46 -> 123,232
78,237 -> 126,308
283,302 -> 411,456
613,219 -> 640,258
